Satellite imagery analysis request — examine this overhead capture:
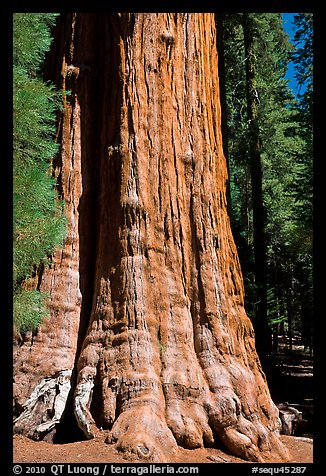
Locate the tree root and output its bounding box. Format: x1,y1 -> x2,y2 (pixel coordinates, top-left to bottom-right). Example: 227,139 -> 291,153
74,364 -> 288,462
105,405 -> 178,462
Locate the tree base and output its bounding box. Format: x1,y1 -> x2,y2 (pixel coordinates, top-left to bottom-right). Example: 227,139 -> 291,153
73,359 -> 289,463
105,405 -> 178,461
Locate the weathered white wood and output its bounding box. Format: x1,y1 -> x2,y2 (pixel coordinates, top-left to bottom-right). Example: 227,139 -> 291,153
13,370 -> 72,440
277,403 -> 303,435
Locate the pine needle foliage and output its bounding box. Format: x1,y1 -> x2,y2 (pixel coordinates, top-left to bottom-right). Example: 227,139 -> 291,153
13,13 -> 66,332
13,289 -> 50,334
220,13 -> 313,349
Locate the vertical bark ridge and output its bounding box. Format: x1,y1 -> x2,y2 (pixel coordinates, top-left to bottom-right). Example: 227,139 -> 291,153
71,13 -> 287,462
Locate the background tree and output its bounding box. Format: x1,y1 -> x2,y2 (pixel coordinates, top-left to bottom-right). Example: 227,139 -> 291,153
13,13 -> 66,333
242,13 -> 270,358
289,13 -> 313,352
219,13 -> 313,357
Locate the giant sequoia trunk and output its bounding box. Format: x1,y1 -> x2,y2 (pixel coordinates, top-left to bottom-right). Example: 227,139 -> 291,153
13,13 -> 288,463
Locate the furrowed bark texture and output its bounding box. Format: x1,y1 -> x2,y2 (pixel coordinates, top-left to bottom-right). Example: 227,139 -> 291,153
13,13 -> 288,462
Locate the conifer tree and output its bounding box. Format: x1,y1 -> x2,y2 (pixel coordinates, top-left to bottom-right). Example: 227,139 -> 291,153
220,13 -> 312,355
289,13 -> 313,352
13,13 -> 66,332
242,13 -> 271,357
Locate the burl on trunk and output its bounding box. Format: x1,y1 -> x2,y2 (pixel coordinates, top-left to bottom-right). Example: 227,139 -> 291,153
13,13 -> 288,463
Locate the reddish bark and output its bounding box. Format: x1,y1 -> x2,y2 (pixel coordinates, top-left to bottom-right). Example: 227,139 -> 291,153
13,13 -> 288,462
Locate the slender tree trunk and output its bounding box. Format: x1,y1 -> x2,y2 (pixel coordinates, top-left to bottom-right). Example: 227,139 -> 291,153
285,272 -> 294,353
244,167 -> 251,244
215,13 -> 232,219
13,13 -> 288,463
242,13 -> 272,359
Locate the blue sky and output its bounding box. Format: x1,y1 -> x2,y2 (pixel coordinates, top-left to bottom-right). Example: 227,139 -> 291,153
282,13 -> 300,97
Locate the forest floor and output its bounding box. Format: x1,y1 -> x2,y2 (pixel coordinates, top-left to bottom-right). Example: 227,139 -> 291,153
267,338 -> 314,438
13,434 -> 313,464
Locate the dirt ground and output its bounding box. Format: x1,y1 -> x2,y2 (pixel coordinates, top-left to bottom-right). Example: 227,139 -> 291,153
13,434 -> 313,464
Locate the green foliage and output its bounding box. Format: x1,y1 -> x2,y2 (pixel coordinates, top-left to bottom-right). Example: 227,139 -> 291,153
267,287 -> 286,326
13,68 -> 60,165
291,13 -> 313,232
13,13 -> 66,332
13,289 -> 50,334
13,158 -> 66,284
221,13 -> 313,344
13,13 -> 58,74
292,14 -> 313,98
